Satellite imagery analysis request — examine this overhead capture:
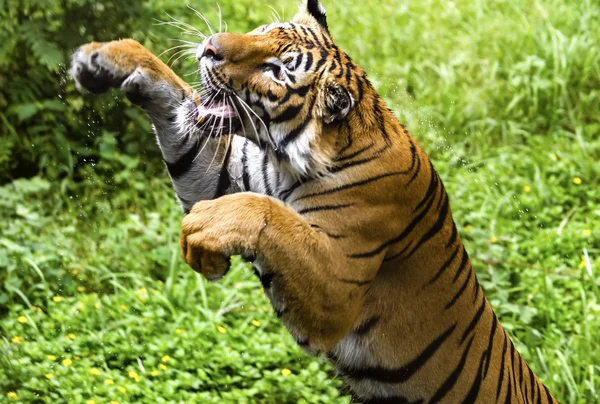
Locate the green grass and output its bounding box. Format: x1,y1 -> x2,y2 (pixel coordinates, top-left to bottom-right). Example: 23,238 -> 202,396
1,0 -> 600,402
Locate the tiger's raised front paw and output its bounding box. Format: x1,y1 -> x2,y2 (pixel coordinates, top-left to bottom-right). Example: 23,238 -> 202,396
70,39 -> 174,105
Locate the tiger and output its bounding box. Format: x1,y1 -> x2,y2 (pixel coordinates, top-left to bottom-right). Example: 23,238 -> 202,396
70,0 -> 558,402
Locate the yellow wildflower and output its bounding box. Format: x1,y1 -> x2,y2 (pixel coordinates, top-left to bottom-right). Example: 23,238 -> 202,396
159,364 -> 168,371
118,386 -> 126,394
157,280 -> 164,286
138,288 -> 147,294
251,320 -> 261,327
523,185 -> 531,193
161,355 -> 170,363
32,306 -> 42,312
105,379 -> 114,385
217,326 -> 227,334
11,336 -> 23,344
489,236 -> 498,243
7,392 -> 17,399
111,401 -> 120,404
465,224 -> 473,232
66,334 -> 76,340
226,346 -> 232,351
128,371 -> 141,382
17,316 -> 28,324
52,296 -> 62,303
120,305 -> 128,311
176,329 -> 184,334
45,373 -> 54,379
90,368 -> 101,376
579,260 -> 587,269
583,229 -> 591,236
95,303 -> 100,309
151,370 -> 160,376
281,368 -> 292,376
48,355 -> 57,361
277,343 -> 283,348
72,269 -> 79,275
75,356 -> 81,360
62,358 -> 73,367
77,286 -> 86,292
573,177 -> 582,185
86,401 -> 95,404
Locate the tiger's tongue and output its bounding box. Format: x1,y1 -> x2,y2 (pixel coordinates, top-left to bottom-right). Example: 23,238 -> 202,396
197,102 -> 236,121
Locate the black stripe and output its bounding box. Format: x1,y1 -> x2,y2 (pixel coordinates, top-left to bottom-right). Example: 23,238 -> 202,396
445,265 -> 473,310
293,53 -> 303,70
265,89 -> 278,102
382,240 -> 413,262
403,193 -> 450,259
297,203 -> 354,215
305,51 -> 314,71
451,248 -> 471,283
337,323 -> 457,384
472,277 -> 481,303
241,139 -> 251,191
165,140 -> 201,180
462,349 -> 487,404
505,376 -> 513,403
460,296 -> 486,343
314,49 -> 330,72
429,335 -> 475,403
330,143 -> 391,173
519,354 -> 525,401
425,245 -> 460,286
271,103 -> 304,123
496,332 -> 509,401
262,153 -> 273,196
413,161 -> 439,213
527,364 -> 536,402
483,312 -> 498,377
280,100 -> 315,147
543,385 -> 554,403
294,170 -> 410,202
280,84 -> 311,104
334,142 -> 374,162
510,340 -> 518,398
212,141 -> 233,198
446,221 -> 458,248
354,316 -> 380,335
535,378 -> 542,404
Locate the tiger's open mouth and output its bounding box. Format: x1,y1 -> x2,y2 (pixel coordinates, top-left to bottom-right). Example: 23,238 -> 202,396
193,90 -> 242,137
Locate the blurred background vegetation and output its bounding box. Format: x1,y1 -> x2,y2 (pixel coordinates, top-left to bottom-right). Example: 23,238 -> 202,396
1,0 -> 599,402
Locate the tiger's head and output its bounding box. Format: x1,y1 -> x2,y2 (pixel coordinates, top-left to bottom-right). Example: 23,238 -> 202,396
181,0 -> 371,177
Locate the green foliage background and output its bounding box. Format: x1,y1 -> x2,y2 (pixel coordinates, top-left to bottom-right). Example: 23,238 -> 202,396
1,0 -> 599,402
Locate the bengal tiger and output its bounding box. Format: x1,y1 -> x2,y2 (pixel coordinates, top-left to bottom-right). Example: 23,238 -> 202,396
70,1 -> 558,402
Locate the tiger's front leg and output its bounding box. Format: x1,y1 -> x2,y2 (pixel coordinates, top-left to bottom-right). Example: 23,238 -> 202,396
70,39 -> 237,209
180,193 -> 374,353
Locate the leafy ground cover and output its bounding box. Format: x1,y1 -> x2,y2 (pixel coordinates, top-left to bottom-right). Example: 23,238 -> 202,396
1,0 -> 599,402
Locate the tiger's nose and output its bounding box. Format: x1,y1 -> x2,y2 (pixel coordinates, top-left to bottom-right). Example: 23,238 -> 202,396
198,37 -> 223,62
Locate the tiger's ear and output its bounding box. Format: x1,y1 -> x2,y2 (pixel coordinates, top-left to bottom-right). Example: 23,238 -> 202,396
294,0 -> 329,34
324,82 -> 354,124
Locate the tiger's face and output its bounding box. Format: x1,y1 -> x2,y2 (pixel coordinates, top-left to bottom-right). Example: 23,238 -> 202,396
182,0 -> 361,177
